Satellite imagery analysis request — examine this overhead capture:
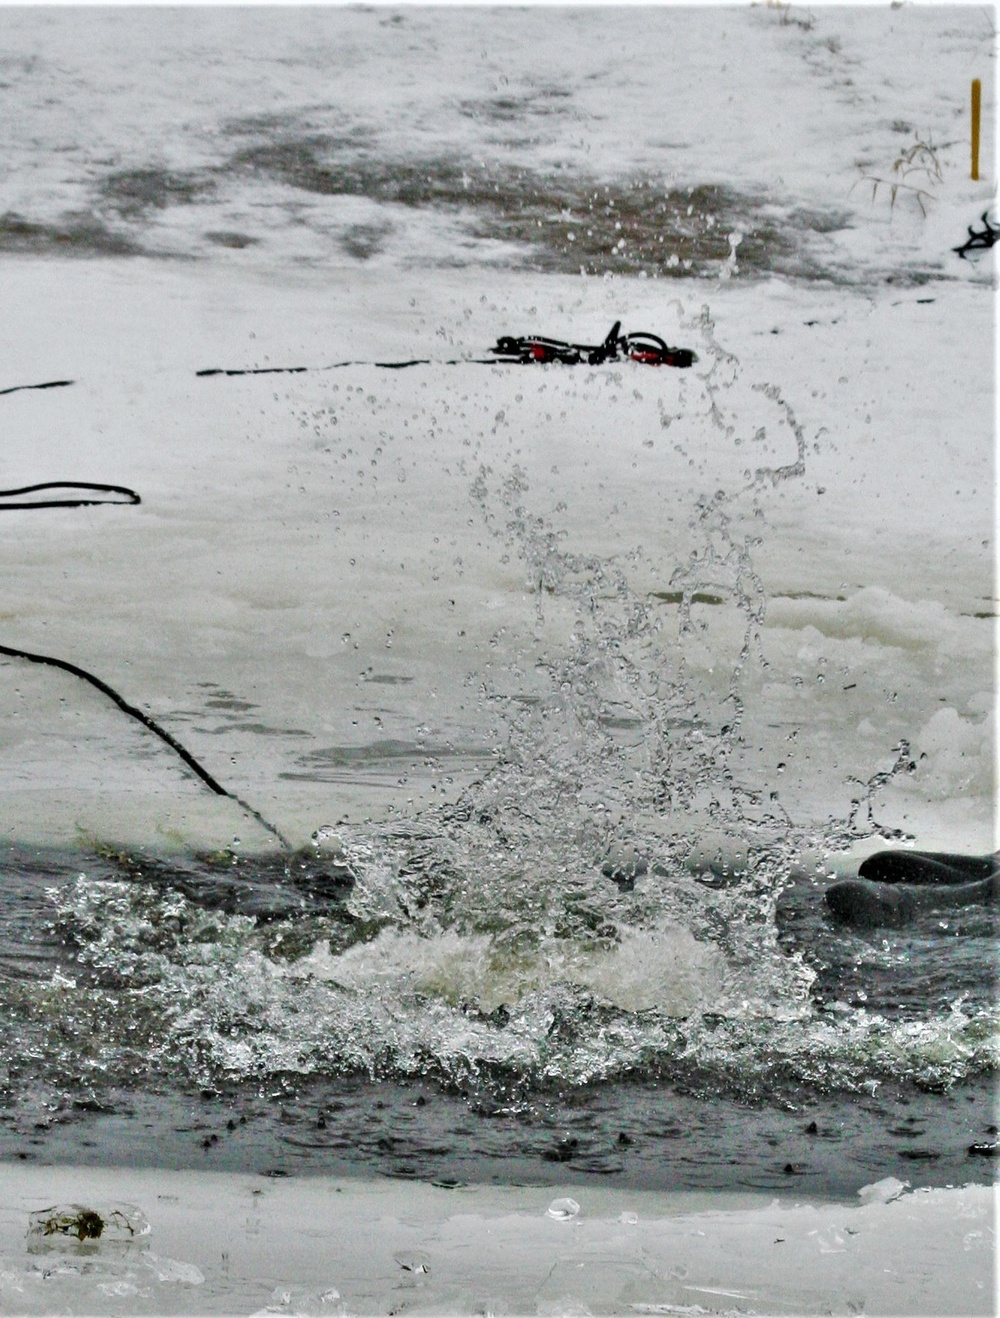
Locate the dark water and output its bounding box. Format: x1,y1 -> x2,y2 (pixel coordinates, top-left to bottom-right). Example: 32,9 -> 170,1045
0,841 -> 995,1195
4,1070 -> 997,1201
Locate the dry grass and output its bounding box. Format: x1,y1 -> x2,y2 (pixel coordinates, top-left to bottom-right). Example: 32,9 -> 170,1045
858,139 -> 945,217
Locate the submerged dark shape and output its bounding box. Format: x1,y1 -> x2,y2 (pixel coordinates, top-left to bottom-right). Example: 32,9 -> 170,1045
108,847 -> 357,922
858,849 -> 998,885
600,844 -> 649,892
490,320 -> 697,368
826,866 -> 1000,930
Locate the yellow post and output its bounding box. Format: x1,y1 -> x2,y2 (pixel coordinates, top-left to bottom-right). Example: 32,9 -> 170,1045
971,78 -> 981,181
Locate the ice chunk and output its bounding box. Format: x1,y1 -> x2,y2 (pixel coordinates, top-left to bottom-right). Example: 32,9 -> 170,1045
142,1252 -> 205,1284
857,1176 -> 909,1205
27,1203 -> 150,1252
251,1284 -> 342,1314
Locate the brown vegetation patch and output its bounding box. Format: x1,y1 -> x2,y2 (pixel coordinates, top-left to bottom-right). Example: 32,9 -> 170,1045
0,211 -> 144,256
225,134 -> 850,278
98,167 -> 216,219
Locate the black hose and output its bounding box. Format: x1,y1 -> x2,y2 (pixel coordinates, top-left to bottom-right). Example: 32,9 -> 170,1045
1,384 -> 291,849
0,379 -> 74,398
0,642 -> 292,851
0,481 -> 140,510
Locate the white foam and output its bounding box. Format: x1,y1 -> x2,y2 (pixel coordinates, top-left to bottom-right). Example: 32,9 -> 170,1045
299,920 -> 724,1018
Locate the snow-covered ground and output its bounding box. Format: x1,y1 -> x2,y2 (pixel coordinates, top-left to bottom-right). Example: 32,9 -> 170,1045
0,5 -> 995,281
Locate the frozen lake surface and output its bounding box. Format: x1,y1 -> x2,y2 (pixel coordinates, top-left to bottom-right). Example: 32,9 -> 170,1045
0,5 -> 995,1195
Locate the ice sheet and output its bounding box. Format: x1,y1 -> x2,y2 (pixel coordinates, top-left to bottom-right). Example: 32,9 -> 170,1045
0,261 -> 993,852
0,1163 -> 994,1316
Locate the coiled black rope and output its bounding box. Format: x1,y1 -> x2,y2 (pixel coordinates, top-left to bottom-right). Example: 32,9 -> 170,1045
0,481 -> 140,510
0,641 -> 292,851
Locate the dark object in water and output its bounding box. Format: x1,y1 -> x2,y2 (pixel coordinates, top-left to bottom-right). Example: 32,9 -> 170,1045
490,320 -> 696,368
858,850 -> 998,885
825,868 -> 1000,930
128,849 -> 356,921
953,211 -> 999,259
600,850 -> 648,892
542,1136 -> 580,1163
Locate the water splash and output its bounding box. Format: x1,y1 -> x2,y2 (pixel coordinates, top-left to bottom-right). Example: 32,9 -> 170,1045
18,305 -> 996,1108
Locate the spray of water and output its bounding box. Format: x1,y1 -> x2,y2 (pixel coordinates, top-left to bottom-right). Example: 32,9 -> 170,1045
34,305 -> 997,1107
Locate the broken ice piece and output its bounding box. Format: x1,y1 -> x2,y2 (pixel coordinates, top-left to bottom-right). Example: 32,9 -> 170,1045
857,1176 -> 909,1206
546,1197 -> 580,1221
28,1203 -> 150,1252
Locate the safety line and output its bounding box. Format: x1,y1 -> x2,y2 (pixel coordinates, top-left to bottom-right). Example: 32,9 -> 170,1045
0,379 -> 74,397
0,642 -> 292,851
0,481 -> 140,510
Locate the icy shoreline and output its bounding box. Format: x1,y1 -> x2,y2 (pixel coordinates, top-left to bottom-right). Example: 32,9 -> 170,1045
0,1162 -> 994,1316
